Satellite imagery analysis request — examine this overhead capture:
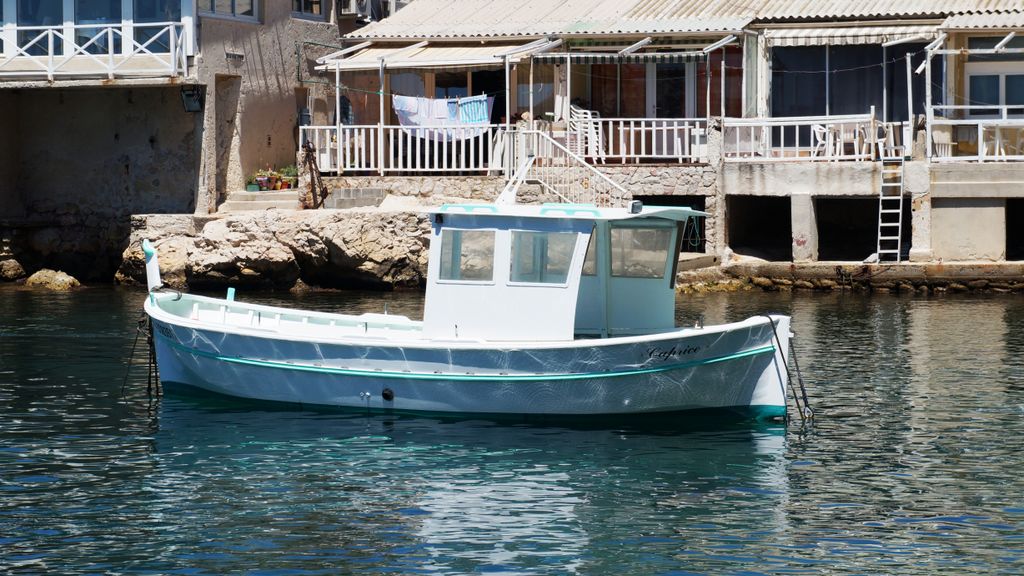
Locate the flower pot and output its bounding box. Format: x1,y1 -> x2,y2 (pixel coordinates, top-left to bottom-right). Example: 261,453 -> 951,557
246,184 -> 260,192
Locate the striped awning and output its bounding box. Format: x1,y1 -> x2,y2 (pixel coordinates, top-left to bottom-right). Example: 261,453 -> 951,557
532,51 -> 704,65
318,40 -> 559,72
764,24 -> 938,47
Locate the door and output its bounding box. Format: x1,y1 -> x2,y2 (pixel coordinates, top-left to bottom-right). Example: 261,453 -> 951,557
646,62 -> 697,157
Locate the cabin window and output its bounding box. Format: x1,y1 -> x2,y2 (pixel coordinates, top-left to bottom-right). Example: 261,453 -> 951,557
610,226 -> 673,279
582,232 -> 597,276
510,231 -> 577,284
438,229 -> 494,282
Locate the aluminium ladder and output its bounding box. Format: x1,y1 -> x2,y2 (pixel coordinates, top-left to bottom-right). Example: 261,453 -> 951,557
876,147 -> 906,262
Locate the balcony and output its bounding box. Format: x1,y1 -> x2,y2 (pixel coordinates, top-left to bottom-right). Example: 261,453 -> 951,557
722,109 -> 908,162
0,22 -> 188,81
928,105 -> 1024,163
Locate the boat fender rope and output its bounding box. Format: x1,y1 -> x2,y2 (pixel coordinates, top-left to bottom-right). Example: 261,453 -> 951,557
763,315 -> 813,422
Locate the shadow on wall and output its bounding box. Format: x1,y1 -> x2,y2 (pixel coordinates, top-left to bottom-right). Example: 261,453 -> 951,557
0,86 -> 201,281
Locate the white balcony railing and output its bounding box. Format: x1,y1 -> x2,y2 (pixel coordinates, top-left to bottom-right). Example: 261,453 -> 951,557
570,117 -> 709,164
928,105 -> 1024,162
0,22 -> 187,80
300,124 -> 509,175
723,110 -> 892,162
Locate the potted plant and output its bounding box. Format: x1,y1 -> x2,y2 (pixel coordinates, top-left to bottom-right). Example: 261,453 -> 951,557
254,168 -> 273,191
279,165 -> 298,189
246,172 -> 261,192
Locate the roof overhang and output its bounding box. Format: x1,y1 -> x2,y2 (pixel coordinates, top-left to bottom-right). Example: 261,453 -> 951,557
762,23 -> 939,47
317,38 -> 563,72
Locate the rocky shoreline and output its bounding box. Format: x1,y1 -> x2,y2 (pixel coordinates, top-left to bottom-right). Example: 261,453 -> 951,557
5,206 -> 1024,293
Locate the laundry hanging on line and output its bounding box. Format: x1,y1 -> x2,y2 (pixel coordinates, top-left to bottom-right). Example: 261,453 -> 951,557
392,94 -> 495,141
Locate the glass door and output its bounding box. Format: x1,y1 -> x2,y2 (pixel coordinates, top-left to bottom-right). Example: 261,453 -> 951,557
75,0 -> 120,55
134,0 -> 180,53
17,0 -> 62,56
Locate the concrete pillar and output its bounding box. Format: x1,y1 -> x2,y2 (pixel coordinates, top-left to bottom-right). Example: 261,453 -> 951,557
791,193 -> 817,261
906,161 -> 933,262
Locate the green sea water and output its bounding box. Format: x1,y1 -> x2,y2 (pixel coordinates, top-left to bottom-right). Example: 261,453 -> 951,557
1,285 -> 1023,574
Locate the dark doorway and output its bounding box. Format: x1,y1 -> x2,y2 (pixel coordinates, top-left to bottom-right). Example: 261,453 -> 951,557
1008,199 -> 1024,260
727,196 -> 791,261
634,195 -> 706,253
471,69 -> 506,124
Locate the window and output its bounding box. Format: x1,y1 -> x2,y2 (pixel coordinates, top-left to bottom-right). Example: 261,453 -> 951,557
517,63 -> 555,119
201,0 -> 255,18
610,226 -> 673,279
18,0 -> 63,56
292,0 -> 323,17
435,71 -> 469,99
582,233 -> 597,276
76,0 -> 122,55
439,230 -> 495,282
965,37 -> 1024,116
510,231 -> 577,284
134,0 -> 181,51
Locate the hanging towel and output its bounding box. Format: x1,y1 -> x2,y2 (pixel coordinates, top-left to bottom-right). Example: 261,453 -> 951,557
457,95 -> 492,124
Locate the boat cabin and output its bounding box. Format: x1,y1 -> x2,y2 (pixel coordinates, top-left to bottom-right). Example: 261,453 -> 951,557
422,203 -> 706,341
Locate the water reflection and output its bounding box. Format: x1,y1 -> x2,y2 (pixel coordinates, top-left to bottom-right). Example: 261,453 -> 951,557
1,286 -> 1023,573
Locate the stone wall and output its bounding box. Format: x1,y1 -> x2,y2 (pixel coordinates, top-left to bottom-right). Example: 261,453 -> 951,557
119,209 -> 431,291
14,87 -> 201,218
195,6 -> 340,213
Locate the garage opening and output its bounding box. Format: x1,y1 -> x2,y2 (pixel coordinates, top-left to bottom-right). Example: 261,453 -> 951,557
815,197 -> 910,261
1008,199 -> 1024,260
634,195 -> 706,253
727,196 -> 791,261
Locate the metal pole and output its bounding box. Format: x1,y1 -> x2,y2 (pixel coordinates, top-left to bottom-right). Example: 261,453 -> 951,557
378,59 -> 385,175
905,54 -> 913,150
566,53 -> 572,119
882,46 -> 887,122
925,50 -> 933,160
705,52 -> 710,119
505,54 -> 512,180
529,57 -> 534,122
824,46 -> 830,116
720,50 -> 726,118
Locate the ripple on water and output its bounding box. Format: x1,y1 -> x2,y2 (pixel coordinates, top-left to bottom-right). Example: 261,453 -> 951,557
0,287 -> 1023,574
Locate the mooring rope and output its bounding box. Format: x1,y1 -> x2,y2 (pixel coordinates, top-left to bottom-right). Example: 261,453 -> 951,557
763,314 -> 813,422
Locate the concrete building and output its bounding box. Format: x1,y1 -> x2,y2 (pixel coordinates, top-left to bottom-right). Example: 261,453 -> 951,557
303,0 -> 1024,269
0,0 -> 386,279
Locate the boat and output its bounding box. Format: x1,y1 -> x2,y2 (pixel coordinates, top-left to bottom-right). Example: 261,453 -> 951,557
141,200 -> 794,422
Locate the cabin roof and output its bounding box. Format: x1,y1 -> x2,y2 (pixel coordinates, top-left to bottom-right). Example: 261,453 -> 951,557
430,203 -> 708,223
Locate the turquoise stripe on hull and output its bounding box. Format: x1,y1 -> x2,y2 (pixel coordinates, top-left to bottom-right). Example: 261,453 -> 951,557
159,336 -> 776,383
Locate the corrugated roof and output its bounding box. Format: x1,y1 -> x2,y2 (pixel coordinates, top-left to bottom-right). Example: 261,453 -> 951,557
324,44 -> 533,71
753,0 -> 1022,21
347,0 -> 1024,40
348,0 -> 754,40
941,10 -> 1024,29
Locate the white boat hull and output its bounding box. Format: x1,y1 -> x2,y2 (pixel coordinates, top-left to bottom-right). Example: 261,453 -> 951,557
146,296 -> 791,421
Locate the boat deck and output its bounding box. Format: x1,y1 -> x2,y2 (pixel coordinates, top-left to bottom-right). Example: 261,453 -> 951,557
154,292 -> 425,341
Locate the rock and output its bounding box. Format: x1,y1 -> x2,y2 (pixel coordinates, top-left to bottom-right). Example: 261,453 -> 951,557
948,282 -> 968,292
773,278 -> 793,286
793,280 -> 814,289
967,279 -> 989,290
116,236 -> 190,289
0,259 -> 26,281
188,217 -> 299,289
751,276 -> 774,288
25,269 -> 80,290
814,278 -> 838,289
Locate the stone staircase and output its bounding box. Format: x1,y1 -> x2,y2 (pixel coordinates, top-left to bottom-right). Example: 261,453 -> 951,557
218,191 -> 300,212
218,188 -> 385,212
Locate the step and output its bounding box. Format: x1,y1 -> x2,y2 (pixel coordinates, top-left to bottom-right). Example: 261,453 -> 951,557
218,200 -> 301,212
879,236 -> 901,241
880,208 -> 902,213
881,182 -> 903,187
879,223 -> 901,227
226,191 -> 298,202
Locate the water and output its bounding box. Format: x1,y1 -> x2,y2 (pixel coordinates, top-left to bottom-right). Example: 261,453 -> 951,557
1,285 -> 1023,574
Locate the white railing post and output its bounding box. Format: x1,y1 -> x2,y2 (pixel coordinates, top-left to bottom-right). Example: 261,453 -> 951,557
107,26 -> 115,78
46,30 -> 54,81
168,23 -> 176,76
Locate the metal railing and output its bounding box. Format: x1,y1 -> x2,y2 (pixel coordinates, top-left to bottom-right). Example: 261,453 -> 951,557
723,110 -> 882,162
510,130 -> 630,206
928,105 -> 1024,162
571,117 -> 709,164
0,22 -> 187,80
300,123 -> 509,175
